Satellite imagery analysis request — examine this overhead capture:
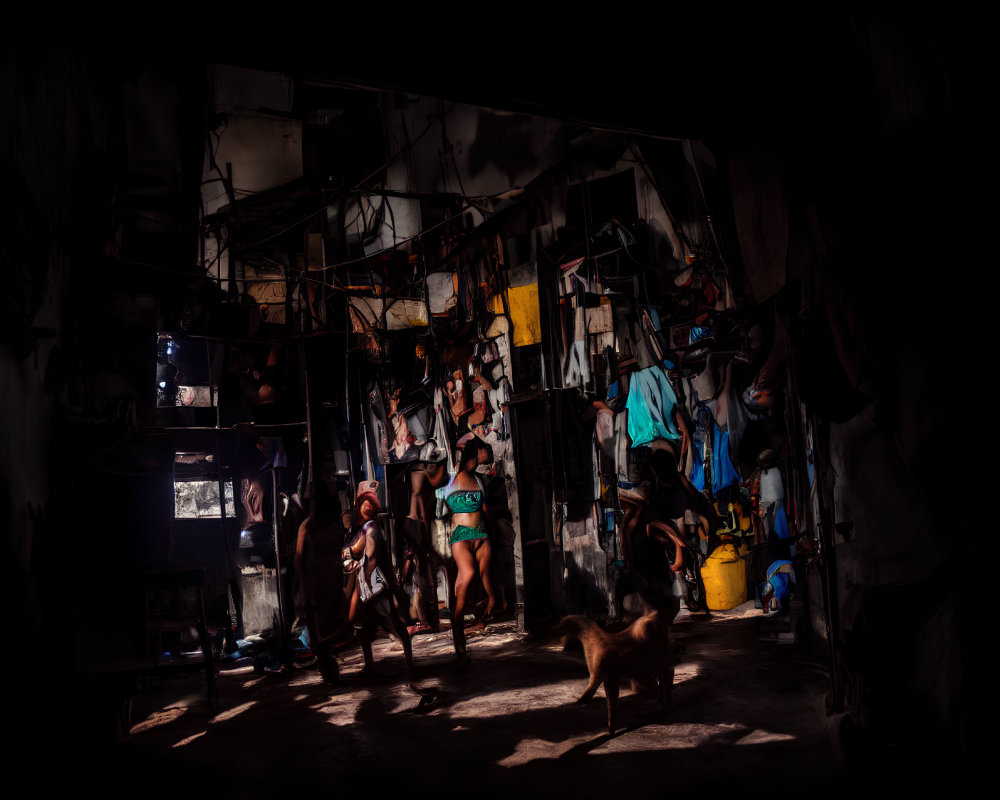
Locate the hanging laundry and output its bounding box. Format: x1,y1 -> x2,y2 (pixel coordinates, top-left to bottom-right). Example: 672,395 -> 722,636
587,297 -> 614,334
487,377 -> 510,439
593,400 -> 616,461
689,419 -> 740,496
444,369 -> 472,427
558,257 -> 587,295
593,403 -> 618,507
762,559 -> 795,616
472,338 -> 504,385
625,365 -> 682,447
366,382 -> 391,465
467,379 -> 493,439
613,407 -> 630,487
431,387 -> 455,474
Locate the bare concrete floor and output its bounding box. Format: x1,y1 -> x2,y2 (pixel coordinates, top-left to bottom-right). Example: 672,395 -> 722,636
68,603 -> 939,798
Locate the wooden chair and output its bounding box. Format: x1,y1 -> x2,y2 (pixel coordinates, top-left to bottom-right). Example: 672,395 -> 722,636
141,568 -> 219,706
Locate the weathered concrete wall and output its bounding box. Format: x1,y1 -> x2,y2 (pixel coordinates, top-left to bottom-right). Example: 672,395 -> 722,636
723,7 -> 979,755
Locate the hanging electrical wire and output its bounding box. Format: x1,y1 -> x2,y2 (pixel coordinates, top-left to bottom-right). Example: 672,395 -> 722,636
627,144 -> 696,260
682,139 -> 733,300
351,101 -> 457,192
240,207 -> 328,252
196,92 -> 549,352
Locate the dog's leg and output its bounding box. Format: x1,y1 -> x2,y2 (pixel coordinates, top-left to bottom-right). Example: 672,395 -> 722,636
576,655 -> 606,704
604,675 -> 620,734
580,641 -> 608,703
663,657 -> 674,710
662,628 -> 674,711
652,665 -> 673,716
576,670 -> 602,704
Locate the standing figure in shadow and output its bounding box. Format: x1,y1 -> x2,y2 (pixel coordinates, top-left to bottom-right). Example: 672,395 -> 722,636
342,480 -> 415,678
444,434 -> 505,662
399,443 -> 450,635
294,479 -> 350,685
617,444 -> 718,619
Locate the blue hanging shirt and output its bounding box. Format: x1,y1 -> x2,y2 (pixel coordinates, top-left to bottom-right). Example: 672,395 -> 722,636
689,422 -> 740,494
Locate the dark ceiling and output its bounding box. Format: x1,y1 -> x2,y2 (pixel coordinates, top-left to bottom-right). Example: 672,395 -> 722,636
193,6 -> 961,146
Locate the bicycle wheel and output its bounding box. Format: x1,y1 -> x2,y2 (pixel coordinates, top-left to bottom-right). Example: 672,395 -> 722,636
685,576 -> 706,612
684,555 -> 708,612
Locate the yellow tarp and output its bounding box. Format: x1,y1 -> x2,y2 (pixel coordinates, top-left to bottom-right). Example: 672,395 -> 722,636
491,284 -> 541,347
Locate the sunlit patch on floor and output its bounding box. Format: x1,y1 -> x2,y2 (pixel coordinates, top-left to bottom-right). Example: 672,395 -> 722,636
310,702 -> 343,717
321,708 -> 357,725
242,677 -> 266,688
310,692 -> 366,725
211,701 -> 256,723
673,662 -> 701,683
592,722 -> 749,752
498,735 -> 594,766
447,680 -> 581,716
734,729 -> 796,745
130,707 -> 186,733
172,731 -> 207,748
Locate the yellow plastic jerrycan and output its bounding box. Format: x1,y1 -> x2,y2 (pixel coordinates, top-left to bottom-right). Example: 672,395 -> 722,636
701,542 -> 748,611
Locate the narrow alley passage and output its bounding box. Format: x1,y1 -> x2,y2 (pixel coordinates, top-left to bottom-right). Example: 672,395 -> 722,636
72,604 -> 931,799
6,20 -> 982,796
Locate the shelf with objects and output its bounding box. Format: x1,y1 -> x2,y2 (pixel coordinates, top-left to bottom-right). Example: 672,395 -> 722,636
153,324 -> 309,674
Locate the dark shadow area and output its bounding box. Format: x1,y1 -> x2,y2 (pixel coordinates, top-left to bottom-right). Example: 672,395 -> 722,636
55,615 -> 893,798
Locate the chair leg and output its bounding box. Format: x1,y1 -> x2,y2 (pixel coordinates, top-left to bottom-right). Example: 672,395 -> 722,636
195,592 -> 219,707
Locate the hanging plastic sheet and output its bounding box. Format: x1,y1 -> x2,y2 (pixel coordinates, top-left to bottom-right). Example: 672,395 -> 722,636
426,271 -> 457,314
366,382 -> 390,465
431,386 -> 455,475
489,284 -> 541,346
385,299 -> 429,329
625,366 -> 682,447
349,297 -> 429,330
690,421 -> 740,495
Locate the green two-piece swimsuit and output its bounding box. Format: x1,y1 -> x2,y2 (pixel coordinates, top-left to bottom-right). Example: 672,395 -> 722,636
446,487 -> 488,545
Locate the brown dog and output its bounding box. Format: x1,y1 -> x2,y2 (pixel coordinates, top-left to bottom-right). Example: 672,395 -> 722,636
555,609 -> 673,734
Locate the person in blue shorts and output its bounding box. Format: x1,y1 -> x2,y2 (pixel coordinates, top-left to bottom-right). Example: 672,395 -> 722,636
444,434 -> 504,660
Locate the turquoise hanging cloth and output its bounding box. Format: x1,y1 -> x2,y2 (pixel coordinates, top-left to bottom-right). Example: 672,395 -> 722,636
625,366 -> 681,447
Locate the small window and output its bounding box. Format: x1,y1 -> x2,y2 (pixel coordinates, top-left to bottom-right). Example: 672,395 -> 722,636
157,334 -> 216,408
173,452 -> 235,519
175,385 -> 216,408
